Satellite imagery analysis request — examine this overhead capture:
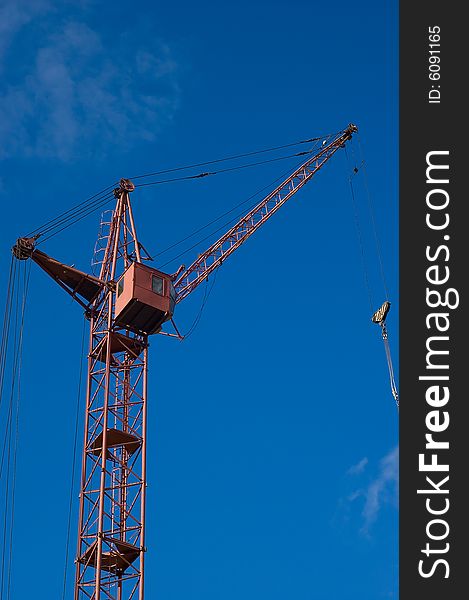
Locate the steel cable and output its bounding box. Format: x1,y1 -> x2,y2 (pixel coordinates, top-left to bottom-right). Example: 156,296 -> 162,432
133,149 -> 318,189
356,134 -> 390,300
61,319 -> 87,600
0,259 -> 30,599
344,146 -> 374,312
181,269 -> 219,340
0,258 -> 16,413
5,261 -> 30,600
38,152 -> 313,244
25,134 -> 332,243
38,190 -> 117,243
128,134 -> 330,181
155,153 -> 318,269
383,329 -> 399,410
344,146 -> 399,410
40,150 -> 315,243
27,184 -> 118,239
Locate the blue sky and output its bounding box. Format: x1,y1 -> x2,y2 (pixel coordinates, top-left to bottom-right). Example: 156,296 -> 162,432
0,1 -> 398,599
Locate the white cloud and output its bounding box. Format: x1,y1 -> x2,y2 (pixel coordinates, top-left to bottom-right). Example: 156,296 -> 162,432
347,456 -> 368,476
342,446 -> 398,536
361,446 -> 398,533
0,13 -> 180,160
0,0 -> 49,66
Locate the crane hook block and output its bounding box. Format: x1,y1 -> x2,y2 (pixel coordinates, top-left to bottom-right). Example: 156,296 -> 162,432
12,236 -> 37,260
371,300 -> 391,324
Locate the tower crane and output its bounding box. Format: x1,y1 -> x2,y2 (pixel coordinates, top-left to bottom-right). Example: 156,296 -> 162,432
12,123 -> 358,600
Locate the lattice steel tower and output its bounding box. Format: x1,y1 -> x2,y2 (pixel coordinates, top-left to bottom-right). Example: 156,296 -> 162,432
74,180 -> 151,600
12,124 -> 358,600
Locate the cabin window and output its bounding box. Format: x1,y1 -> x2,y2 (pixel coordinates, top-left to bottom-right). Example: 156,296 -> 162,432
117,278 -> 124,297
152,275 -> 164,296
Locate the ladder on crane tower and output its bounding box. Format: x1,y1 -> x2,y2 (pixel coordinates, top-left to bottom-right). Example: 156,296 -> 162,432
91,210 -> 113,276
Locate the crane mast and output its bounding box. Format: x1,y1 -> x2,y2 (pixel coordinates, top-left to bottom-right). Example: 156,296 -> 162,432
74,181 -> 149,600
11,123 -> 357,600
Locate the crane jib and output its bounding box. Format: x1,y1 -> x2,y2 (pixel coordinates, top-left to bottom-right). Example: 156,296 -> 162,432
174,124 -> 358,303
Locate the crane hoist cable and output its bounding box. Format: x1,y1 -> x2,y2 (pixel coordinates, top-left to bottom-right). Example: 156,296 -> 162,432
372,301 -> 399,410
357,135 -> 390,300
345,147 -> 374,312
345,145 -> 399,410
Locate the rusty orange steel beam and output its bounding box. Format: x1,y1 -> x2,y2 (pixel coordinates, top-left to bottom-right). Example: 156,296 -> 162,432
174,124 -> 358,303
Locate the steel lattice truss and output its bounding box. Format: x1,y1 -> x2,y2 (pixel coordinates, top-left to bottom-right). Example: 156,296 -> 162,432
75,188 -> 148,600
174,125 -> 357,302
12,123 -> 358,600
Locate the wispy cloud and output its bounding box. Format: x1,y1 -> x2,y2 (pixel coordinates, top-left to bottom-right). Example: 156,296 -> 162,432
343,446 -> 398,535
0,0 -> 49,66
347,456 -> 368,476
361,446 -> 398,533
0,4 -> 180,160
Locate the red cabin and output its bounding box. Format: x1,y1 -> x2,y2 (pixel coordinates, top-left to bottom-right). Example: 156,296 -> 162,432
114,262 -> 176,334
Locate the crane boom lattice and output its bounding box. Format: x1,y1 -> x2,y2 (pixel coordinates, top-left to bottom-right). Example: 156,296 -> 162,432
174,124 -> 357,302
